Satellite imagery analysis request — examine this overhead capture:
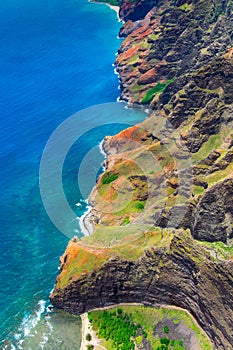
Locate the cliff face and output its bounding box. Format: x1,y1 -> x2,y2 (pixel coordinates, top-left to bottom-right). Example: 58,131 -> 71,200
50,1 -> 233,349
119,0 -> 160,21
51,231 -> 233,349
117,0 -> 233,106
83,0 -> 233,243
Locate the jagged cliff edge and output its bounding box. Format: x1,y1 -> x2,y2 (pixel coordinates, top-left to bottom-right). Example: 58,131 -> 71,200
50,1 -> 233,349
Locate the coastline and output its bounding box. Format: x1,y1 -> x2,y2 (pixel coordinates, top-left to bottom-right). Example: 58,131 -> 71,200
79,204 -> 93,236
78,137 -> 107,237
50,0 -> 233,347
81,312 -> 106,350
71,0 -> 214,348
89,1 -> 120,18
105,3 -> 119,14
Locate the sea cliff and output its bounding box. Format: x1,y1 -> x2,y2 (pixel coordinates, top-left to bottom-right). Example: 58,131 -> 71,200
50,0 -> 233,349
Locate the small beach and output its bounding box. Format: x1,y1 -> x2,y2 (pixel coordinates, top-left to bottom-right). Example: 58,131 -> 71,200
107,4 -> 119,14
81,313 -> 106,350
89,1 -> 120,19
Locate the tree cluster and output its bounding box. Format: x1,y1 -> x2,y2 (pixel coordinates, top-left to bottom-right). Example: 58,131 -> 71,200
90,308 -> 146,350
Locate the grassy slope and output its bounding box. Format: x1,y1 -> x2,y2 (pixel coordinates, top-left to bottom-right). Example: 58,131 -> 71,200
56,227 -> 174,289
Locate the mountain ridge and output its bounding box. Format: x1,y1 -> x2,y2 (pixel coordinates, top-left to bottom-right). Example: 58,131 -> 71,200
50,1 -> 233,348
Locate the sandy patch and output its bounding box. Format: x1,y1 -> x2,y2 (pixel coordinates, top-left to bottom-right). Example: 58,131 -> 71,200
80,312 -> 106,350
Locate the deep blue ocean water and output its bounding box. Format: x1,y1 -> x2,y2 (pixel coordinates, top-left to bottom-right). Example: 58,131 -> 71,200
0,0 -> 146,348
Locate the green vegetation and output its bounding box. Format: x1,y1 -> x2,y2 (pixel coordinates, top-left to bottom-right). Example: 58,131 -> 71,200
200,241 -> 233,260
141,79 -> 174,104
191,134 -> 222,163
93,0 -> 119,6
155,338 -> 184,349
122,217 -> 130,225
140,40 -> 152,50
56,246 -> 112,289
89,308 -> 182,350
105,199 -> 146,218
89,308 -> 139,350
128,54 -> 140,64
86,345 -> 94,350
89,305 -> 212,350
205,162 -> 233,186
135,335 -> 143,345
102,172 -> 119,184
191,123 -> 230,164
148,33 -> 160,41
56,228 -> 174,289
193,185 -> 205,196
179,3 -> 192,11
86,333 -> 92,341
134,201 -> 145,211
130,83 -> 144,92
82,224 -> 152,247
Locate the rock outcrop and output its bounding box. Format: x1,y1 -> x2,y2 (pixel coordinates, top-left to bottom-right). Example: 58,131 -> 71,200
50,0 -> 233,349
51,231 -> 233,349
119,0 -> 160,22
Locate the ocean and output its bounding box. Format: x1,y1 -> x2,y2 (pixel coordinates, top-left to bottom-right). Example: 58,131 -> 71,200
0,0 -> 146,348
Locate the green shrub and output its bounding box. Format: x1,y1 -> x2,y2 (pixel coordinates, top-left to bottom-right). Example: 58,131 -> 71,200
136,335 -> 143,344
102,172 -> 118,184
117,308 -> 123,315
86,333 -> 91,341
89,309 -> 140,350
164,325 -> 169,334
173,319 -> 180,324
135,202 -> 145,211
179,3 -> 191,11
141,79 -> 174,104
160,337 -> 170,345
86,345 -> 94,350
123,217 -> 130,225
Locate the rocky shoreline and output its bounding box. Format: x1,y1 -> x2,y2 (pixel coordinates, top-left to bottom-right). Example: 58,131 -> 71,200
51,230 -> 233,349
51,0 -> 233,349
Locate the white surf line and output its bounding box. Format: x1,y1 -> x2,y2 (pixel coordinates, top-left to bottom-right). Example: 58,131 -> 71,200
78,139 -> 107,237
78,205 -> 93,236
88,1 -> 121,21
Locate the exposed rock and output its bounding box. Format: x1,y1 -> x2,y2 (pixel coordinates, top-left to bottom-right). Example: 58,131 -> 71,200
138,67 -> 156,84
118,0 -> 160,22
116,0 -> 233,106
192,178 -> 233,243
51,1 -> 233,349
50,231 -> 233,350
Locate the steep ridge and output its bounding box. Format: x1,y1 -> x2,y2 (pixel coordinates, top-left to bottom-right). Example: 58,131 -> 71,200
50,1 -> 233,349
52,231 -> 233,349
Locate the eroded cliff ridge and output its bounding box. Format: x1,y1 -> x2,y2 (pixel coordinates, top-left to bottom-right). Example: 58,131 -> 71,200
51,1 -> 233,349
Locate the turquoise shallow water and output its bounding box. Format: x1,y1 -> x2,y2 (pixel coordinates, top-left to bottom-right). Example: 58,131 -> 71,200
0,0 -> 146,348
